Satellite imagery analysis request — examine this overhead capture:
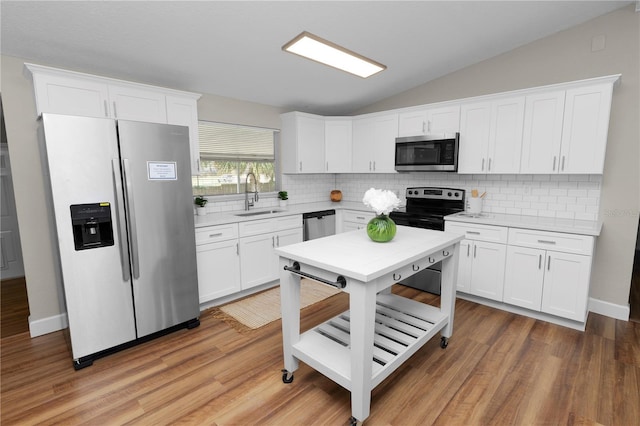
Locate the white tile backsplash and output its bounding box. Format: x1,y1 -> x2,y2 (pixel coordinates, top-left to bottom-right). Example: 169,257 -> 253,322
281,172 -> 601,221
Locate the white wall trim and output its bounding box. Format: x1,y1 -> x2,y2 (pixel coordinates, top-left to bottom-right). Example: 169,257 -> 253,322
28,313 -> 68,338
589,297 -> 630,321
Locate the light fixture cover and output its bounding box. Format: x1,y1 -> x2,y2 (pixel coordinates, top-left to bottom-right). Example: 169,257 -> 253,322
282,31 -> 386,78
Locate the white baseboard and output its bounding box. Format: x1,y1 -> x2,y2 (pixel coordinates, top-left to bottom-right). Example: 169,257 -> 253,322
588,297 -> 630,321
28,313 -> 68,338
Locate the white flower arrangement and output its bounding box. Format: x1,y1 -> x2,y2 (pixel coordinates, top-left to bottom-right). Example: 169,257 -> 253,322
362,188 -> 401,216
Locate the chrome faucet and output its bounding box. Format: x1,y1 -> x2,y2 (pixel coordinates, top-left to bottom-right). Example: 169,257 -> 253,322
245,172 -> 259,210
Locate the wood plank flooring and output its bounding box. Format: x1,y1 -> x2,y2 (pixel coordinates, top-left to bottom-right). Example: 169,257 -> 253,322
1,285 -> 638,425
1,277 -> 30,338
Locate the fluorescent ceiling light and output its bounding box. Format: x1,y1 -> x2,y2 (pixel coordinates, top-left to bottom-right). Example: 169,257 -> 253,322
282,31 -> 386,78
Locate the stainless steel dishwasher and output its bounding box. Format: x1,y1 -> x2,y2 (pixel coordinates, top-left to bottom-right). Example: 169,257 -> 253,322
303,210 -> 336,241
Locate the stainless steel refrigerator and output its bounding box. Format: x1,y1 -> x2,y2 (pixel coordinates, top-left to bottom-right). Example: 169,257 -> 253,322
40,113 -> 200,369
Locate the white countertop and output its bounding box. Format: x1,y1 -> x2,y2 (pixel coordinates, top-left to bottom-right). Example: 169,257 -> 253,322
274,226 -> 463,282
444,211 -> 602,236
194,201 -> 370,228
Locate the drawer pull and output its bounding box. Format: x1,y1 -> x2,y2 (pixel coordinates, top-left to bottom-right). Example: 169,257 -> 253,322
538,239 -> 557,245
412,264 -> 419,271
538,254 -> 542,269
548,256 -> 551,270
467,245 -> 470,257
428,257 -> 436,263
393,273 -> 402,281
356,216 -> 365,220
209,232 -> 223,238
466,231 -> 480,235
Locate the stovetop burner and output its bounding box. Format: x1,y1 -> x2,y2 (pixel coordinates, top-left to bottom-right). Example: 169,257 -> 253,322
390,187 -> 465,230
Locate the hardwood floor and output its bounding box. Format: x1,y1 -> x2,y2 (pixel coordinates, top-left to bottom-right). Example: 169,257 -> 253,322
1,277 -> 30,338
1,285 -> 638,425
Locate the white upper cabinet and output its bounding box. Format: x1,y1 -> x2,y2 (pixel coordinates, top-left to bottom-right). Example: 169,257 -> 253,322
352,113 -> 398,173
398,105 -> 460,137
324,118 -> 352,173
521,91 -> 566,174
559,83 -> 614,174
458,97 -> 525,174
24,63 -> 202,174
521,82 -> 615,174
107,85 -> 167,123
280,112 -> 326,174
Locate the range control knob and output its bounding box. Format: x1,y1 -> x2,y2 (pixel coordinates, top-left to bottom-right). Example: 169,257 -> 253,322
455,192 -> 459,197
447,192 -> 452,197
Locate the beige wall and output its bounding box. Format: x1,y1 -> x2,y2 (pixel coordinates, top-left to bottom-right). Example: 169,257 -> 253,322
0,54 -> 285,333
357,5 -> 640,308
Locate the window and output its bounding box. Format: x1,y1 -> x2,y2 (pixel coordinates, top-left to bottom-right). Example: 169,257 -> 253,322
192,121 -> 277,196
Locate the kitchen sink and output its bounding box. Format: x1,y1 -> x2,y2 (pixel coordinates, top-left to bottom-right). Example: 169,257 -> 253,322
234,209 -> 285,217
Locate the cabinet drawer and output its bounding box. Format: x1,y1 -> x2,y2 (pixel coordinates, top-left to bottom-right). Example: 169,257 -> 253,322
239,218 -> 276,237
275,214 -> 302,231
508,228 -> 594,255
444,222 -> 508,243
343,210 -> 375,224
195,223 -> 239,245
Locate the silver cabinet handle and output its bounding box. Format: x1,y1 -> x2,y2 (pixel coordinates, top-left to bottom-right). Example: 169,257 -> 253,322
538,254 -> 542,269
547,255 -> 551,270
538,240 -> 557,244
422,121 -> 426,133
373,161 -> 376,171
369,161 -> 372,171
552,156 -> 557,171
467,245 -> 470,257
356,216 -> 365,220
561,156 -> 566,171
474,245 -> 477,258
488,158 -> 492,171
277,235 -> 280,247
104,100 -> 109,117
113,102 -> 118,119
197,158 -> 201,173
299,161 -> 302,172
481,158 -> 485,171
466,231 -> 481,235
236,243 -> 239,255
112,159 -> 130,282
326,161 -> 328,171
427,120 -> 431,133
209,233 -> 223,238
272,236 -> 275,247
122,159 -> 140,279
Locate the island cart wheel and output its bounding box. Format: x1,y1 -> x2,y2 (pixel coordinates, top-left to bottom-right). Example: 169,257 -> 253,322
440,336 -> 449,349
348,416 -> 363,425
281,369 -> 294,383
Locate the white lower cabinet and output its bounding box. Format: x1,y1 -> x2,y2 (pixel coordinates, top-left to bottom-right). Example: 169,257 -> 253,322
504,243 -> 593,322
195,224 -> 241,303
340,210 -> 375,233
447,221 -> 596,326
239,215 -> 303,290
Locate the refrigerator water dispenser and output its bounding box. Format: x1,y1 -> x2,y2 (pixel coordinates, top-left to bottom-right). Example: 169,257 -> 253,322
70,203 -> 114,250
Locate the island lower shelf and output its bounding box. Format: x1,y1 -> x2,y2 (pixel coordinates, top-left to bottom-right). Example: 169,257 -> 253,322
292,292 -> 449,391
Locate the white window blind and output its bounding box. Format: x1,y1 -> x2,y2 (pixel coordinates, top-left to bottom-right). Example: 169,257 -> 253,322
198,121 -> 275,161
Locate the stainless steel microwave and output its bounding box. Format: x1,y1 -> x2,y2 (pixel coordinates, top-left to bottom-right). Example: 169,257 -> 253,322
394,133 -> 459,172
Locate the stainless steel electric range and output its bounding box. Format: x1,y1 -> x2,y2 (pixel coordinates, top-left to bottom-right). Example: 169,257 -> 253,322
389,187 -> 465,294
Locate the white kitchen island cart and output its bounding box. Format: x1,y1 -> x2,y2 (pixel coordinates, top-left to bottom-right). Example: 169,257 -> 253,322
275,226 -> 462,424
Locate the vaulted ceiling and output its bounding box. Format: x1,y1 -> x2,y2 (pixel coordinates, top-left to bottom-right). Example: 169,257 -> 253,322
1,1 -> 631,115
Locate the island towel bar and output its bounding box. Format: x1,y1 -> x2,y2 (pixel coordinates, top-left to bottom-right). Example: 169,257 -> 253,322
284,261 -> 347,289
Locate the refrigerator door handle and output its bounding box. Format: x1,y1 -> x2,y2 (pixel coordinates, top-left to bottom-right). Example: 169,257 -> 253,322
112,159 -> 131,282
122,159 -> 141,279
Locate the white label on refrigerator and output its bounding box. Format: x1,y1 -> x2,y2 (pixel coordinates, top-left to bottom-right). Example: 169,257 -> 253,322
147,162 -> 177,180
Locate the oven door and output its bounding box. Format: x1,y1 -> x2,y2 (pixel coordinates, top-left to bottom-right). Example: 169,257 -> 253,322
394,133 -> 459,172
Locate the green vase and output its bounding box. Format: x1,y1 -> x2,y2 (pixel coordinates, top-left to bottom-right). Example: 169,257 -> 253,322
366,214 -> 397,242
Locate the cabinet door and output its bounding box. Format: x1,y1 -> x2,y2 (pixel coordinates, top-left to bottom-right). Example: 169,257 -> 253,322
458,102 -> 491,173
426,105 -> 460,135
504,245 -> 544,311
297,115 -> 325,173
521,91 -> 565,173
32,73 -> 110,118
470,241 -> 506,302
196,239 -> 241,302
166,95 -> 200,175
541,252 -> 592,322
560,84 -> 613,174
239,233 -> 277,290
325,119 -> 352,173
108,84 -> 167,123
398,110 -> 427,137
351,117 -> 374,172
371,114 -> 398,173
488,97 -> 525,173
456,239 -> 473,293
276,227 -> 303,248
